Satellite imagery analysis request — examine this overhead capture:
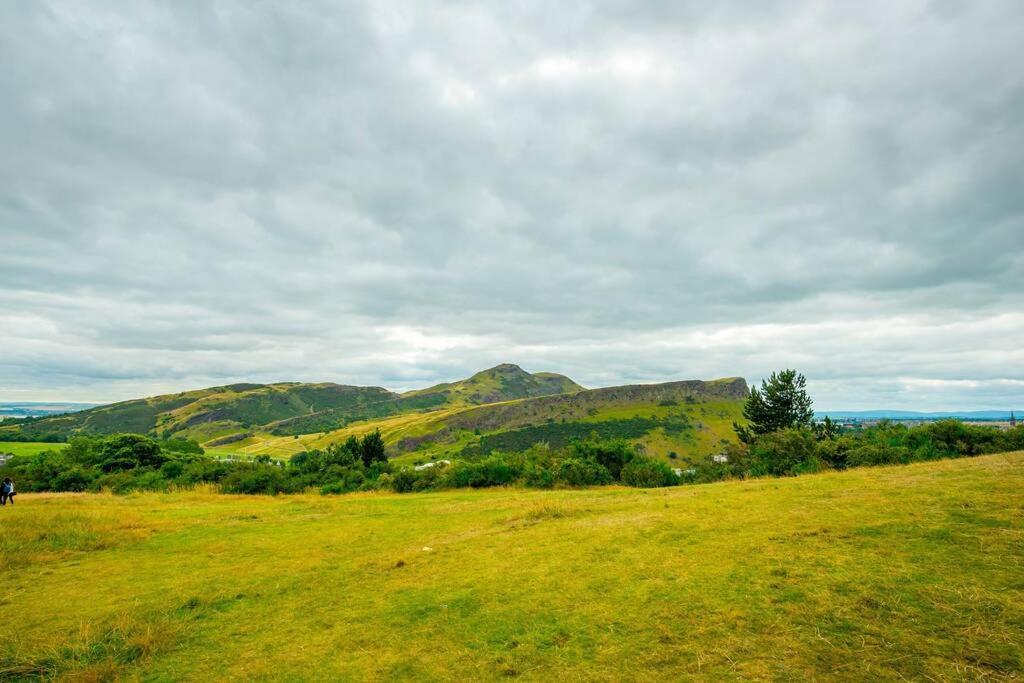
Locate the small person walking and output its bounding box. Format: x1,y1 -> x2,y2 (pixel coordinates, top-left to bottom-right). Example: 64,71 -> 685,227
0,477 -> 13,506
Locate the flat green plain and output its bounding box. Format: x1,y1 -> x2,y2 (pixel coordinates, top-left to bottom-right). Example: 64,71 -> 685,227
2,452 -> 1022,680
0,441 -> 67,457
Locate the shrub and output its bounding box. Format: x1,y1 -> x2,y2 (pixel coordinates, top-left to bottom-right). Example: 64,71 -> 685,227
846,444 -> 911,468
748,428 -> 824,477
444,458 -> 517,489
390,467 -> 418,493
221,467 -> 288,495
524,465 -> 554,488
621,457 -> 677,488
160,460 -> 185,479
569,438 -> 634,480
52,466 -> 95,492
553,458 -> 611,487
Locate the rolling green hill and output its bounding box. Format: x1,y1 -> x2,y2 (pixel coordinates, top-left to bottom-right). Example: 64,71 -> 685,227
0,364 -> 586,446
240,377 -> 749,466
0,367 -> 748,466
266,364 -> 584,437
0,383 -> 399,444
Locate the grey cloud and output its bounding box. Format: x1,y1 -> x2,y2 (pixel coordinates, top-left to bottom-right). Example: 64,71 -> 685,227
1,0 -> 1022,409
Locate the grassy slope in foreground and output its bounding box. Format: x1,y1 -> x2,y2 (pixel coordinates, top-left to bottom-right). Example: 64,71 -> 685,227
3,453 -> 1022,680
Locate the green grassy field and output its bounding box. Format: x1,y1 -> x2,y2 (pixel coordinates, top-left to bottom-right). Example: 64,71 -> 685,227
0,441 -> 68,457
2,453 -> 1022,680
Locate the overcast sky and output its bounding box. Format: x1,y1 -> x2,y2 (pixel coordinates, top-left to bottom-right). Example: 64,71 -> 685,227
2,1 -> 1022,410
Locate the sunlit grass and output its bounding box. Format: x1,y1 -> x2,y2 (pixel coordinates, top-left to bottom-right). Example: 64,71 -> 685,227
0,441 -> 68,457
2,453 -> 1022,679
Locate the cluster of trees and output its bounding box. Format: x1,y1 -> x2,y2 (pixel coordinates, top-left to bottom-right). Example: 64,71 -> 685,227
703,370 -> 1024,481
0,429 -> 679,496
391,439 -> 678,493
460,416 -> 689,457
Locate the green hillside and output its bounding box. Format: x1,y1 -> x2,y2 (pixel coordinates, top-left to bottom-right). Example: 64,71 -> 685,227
0,369 -> 746,466
0,383 -> 399,444
266,364 -> 583,437
241,377 -> 749,465
3,452 -> 1021,679
0,365 -> 586,447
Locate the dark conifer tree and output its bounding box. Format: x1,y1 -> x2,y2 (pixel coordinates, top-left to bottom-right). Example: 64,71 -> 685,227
734,369 -> 814,443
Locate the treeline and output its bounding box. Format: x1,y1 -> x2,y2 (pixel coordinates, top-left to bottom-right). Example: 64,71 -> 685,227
702,369 -> 1024,482
694,418 -> 1024,482
392,440 -> 677,492
0,431 -> 677,495
2,392 -> 1021,497
0,423 -> 66,442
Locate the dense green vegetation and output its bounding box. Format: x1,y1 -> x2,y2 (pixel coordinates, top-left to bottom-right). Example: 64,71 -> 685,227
2,452 -> 1022,679
6,417 -> 1023,499
699,419 -> 1024,480
460,415 -> 691,456
703,369 -> 1024,482
0,432 -> 672,495
734,369 -> 815,443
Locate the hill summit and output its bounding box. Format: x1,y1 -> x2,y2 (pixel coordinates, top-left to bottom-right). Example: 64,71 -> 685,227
402,363 -> 583,406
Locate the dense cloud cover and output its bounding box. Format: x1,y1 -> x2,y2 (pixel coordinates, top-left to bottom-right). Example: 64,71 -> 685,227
1,1 -> 1022,409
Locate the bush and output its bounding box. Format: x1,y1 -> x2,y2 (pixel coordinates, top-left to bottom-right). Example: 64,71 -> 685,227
52,466 -> 95,492
621,457 -> 678,488
748,428 -> 823,477
568,439 -> 634,480
553,458 -> 611,487
221,466 -> 289,495
444,457 -> 518,489
390,467 -> 418,493
846,444 -> 911,468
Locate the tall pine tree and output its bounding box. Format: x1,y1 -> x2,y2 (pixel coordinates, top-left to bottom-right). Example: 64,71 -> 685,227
734,369 -> 814,444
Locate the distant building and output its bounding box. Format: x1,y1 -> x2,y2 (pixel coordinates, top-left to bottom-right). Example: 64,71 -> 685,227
1012,411 -> 1017,428
712,453 -> 729,464
414,460 -> 451,471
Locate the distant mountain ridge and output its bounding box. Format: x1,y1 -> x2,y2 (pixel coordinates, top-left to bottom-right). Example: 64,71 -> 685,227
818,410 -> 1019,420
0,402 -> 100,419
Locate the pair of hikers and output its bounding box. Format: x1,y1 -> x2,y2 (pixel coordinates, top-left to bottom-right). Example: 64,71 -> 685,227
0,478 -> 14,505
